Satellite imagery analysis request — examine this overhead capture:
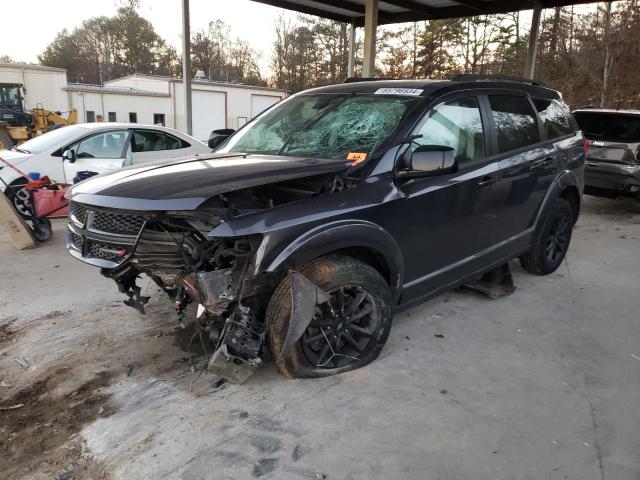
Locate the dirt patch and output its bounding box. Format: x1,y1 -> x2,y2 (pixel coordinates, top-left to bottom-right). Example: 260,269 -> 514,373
0,368 -> 116,478
0,322 -> 16,346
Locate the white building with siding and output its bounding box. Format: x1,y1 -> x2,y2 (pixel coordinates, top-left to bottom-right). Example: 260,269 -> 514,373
0,64 -> 287,141
0,63 -> 68,112
104,74 -> 287,140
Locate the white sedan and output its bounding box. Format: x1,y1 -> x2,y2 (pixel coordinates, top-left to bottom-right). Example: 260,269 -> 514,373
0,123 -> 211,214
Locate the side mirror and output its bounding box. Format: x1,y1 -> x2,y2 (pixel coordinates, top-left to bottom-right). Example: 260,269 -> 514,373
62,149 -> 76,163
402,145 -> 457,178
208,128 -> 235,149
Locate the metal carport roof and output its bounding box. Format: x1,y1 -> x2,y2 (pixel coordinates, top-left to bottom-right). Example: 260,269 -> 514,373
178,0 -> 617,136
250,0 -> 607,26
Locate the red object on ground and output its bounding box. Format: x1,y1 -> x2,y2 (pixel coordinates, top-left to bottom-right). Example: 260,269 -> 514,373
26,176 -> 54,190
31,187 -> 69,218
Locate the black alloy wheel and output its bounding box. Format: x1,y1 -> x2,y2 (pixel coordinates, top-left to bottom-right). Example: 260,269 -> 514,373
300,286 -> 379,369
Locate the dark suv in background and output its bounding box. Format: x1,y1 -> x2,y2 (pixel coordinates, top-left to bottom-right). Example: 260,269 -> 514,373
65,75 -> 586,383
573,108 -> 640,199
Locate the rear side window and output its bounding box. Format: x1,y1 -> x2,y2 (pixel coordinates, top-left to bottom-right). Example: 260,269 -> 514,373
533,99 -> 574,139
132,130 -> 188,152
489,95 -> 540,153
573,112 -> 640,143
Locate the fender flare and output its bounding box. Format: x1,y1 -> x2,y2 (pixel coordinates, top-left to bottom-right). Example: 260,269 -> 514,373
532,169 -> 582,231
258,219 -> 404,299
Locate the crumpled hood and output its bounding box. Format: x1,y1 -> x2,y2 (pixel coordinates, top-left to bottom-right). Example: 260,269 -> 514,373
67,153 -> 351,211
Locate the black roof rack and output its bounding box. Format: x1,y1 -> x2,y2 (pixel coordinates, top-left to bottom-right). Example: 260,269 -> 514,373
343,77 -> 396,83
451,74 -> 547,87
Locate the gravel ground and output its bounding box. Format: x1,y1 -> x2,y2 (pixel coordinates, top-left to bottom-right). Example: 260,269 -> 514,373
1,195 -> 639,480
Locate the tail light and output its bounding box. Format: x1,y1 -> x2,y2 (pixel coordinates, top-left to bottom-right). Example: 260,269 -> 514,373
583,138 -> 590,156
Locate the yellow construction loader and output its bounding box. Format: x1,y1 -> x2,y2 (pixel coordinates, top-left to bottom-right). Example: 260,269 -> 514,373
0,83 -> 77,149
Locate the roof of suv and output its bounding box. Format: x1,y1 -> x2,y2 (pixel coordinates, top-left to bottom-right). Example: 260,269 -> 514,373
573,108 -> 640,116
304,78 -> 562,99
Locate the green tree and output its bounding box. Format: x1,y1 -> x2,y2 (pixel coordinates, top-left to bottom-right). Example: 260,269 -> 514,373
39,0 -> 179,83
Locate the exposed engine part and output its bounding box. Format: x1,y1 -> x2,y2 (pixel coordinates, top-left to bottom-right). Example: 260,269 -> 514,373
174,287 -> 191,327
192,268 -> 244,316
102,265 -> 150,314
282,271 -> 330,354
208,304 -> 264,384
208,344 -> 262,384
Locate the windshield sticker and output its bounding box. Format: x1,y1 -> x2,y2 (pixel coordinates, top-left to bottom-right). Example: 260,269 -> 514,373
374,88 -> 423,96
347,152 -> 367,165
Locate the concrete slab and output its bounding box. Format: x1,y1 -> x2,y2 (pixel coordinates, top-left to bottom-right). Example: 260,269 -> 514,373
1,195 -> 638,480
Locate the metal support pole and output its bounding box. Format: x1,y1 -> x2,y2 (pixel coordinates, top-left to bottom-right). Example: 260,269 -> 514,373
181,0 -> 192,135
347,22 -> 356,77
525,0 -> 542,79
362,0 -> 378,77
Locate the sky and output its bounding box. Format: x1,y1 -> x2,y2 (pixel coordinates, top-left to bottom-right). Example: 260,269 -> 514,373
0,0 -> 294,74
0,0 -> 599,77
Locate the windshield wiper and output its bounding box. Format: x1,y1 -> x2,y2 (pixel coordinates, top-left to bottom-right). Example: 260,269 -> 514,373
11,147 -> 31,154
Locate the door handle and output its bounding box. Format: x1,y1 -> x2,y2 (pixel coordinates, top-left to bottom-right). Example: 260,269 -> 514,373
478,175 -> 497,187
531,156 -> 554,170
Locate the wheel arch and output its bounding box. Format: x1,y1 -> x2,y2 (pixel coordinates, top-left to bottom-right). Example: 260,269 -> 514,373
259,220 -> 404,301
534,170 -> 582,230
559,184 -> 581,223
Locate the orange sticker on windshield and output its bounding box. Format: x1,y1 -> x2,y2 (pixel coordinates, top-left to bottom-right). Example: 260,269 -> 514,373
347,152 -> 367,165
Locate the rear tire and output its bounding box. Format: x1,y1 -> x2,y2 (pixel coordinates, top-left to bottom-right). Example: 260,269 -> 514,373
0,130 -> 13,150
266,255 -> 393,379
520,197 -> 574,275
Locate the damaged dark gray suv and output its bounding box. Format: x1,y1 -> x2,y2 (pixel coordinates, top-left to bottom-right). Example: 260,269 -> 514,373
66,76 -> 586,383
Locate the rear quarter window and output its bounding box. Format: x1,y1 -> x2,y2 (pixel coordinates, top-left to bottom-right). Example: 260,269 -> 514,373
533,99 -> 575,139
489,95 -> 540,153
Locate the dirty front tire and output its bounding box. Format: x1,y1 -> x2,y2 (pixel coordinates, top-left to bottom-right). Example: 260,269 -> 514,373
266,255 -> 393,379
0,130 -> 13,150
520,197 -> 574,275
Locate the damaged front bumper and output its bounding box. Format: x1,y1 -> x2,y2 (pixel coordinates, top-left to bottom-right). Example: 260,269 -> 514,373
66,200 -> 324,384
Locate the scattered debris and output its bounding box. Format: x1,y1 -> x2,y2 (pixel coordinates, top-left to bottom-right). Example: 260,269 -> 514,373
97,406 -> 104,415
0,380 -> 15,388
15,356 -> 30,369
252,458 -> 278,477
431,314 -> 441,320
56,464 -> 76,480
212,378 -> 226,389
630,353 -> 640,362
291,445 -> 304,462
0,403 -> 24,410
126,363 -> 134,376
315,473 -> 327,479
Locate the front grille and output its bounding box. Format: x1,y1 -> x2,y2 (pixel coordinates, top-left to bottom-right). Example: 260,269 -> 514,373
90,210 -> 146,236
71,232 -> 83,250
69,202 -> 88,225
88,241 -> 126,262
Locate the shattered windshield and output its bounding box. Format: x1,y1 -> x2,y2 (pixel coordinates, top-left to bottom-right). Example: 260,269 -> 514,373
219,94 -> 422,161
